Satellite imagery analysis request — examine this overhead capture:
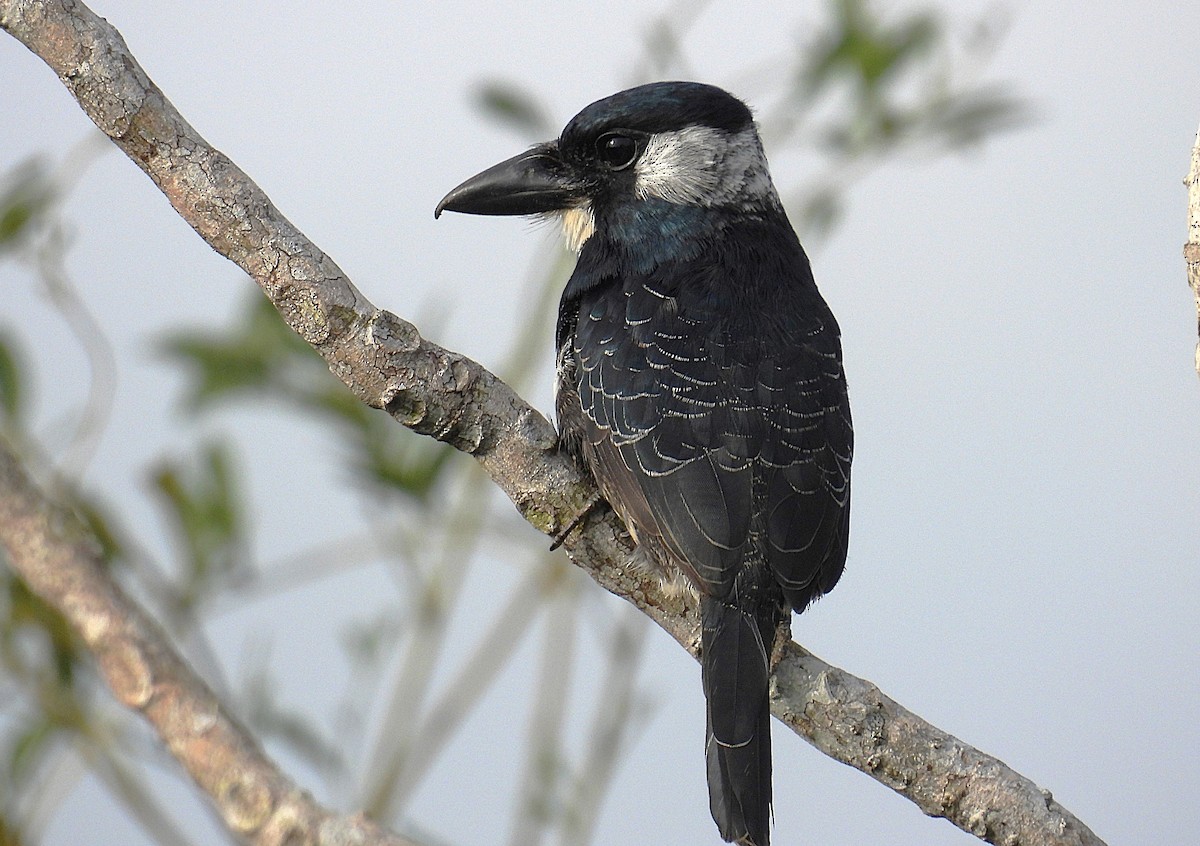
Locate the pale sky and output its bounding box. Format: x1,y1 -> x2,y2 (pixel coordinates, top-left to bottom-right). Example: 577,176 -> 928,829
2,2 -> 1198,845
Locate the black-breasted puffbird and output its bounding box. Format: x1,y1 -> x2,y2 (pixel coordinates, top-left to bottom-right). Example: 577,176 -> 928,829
437,81 -> 852,846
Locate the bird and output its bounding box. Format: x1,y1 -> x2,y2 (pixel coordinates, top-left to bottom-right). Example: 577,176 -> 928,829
436,81 -> 852,846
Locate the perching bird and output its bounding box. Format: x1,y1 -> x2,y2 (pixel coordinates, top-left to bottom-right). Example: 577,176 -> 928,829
436,81 -> 852,846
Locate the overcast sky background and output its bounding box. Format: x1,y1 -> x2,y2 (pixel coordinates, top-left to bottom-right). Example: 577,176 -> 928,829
3,1 -> 1199,845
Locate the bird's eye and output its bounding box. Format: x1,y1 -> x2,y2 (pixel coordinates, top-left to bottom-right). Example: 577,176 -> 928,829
595,132 -> 639,170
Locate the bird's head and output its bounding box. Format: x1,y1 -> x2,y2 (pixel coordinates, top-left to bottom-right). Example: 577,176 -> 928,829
435,81 -> 782,252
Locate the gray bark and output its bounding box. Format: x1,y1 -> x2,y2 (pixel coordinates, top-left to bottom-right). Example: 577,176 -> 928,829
1186,123 -> 1200,376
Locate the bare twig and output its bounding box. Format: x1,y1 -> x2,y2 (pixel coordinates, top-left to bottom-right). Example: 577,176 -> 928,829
0,437 -> 425,846
5,134 -> 115,478
506,572 -> 577,846
560,605 -> 649,846
86,743 -> 201,846
0,2 -> 1107,844
363,474 -> 491,820
389,554 -> 566,814
1185,122 -> 1200,376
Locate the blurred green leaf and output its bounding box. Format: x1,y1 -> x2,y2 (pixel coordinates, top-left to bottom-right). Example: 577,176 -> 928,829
0,159 -> 55,253
786,0 -> 1029,163
475,82 -> 552,136
9,719 -> 56,786
0,333 -> 24,430
151,441 -> 244,609
804,0 -> 937,94
5,575 -> 80,687
161,293 -> 316,410
310,383 -> 452,498
72,496 -> 126,567
0,812 -> 26,846
793,188 -> 843,241
165,292 -> 455,501
306,381 -> 374,426
925,85 -> 1032,148
162,335 -> 275,404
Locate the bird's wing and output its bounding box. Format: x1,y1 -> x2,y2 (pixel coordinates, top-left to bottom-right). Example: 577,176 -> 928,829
755,333 -> 852,608
571,266 -> 851,606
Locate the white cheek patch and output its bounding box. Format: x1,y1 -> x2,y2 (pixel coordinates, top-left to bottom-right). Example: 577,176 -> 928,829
634,125 -> 778,207
635,126 -> 724,204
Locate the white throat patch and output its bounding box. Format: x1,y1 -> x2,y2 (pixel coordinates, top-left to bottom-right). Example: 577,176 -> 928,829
633,125 -> 778,208
559,203 -> 595,253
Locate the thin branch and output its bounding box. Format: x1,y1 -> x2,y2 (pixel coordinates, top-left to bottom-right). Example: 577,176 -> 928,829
387,553 -> 565,814
86,742 -> 201,846
1185,121 -> 1200,377
0,437 -> 424,846
37,190 -> 118,479
363,473 -> 491,821
506,571 -> 577,846
0,2 -> 1107,845
560,605 -> 649,846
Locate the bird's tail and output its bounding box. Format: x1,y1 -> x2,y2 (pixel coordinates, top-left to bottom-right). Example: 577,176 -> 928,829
701,594 -> 774,846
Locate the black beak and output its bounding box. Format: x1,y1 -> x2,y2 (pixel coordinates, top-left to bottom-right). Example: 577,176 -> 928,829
435,144 -> 583,218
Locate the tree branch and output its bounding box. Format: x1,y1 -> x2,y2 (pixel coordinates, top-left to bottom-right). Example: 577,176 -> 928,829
0,2 -> 1107,844
1186,122 -> 1200,377
0,438 -> 424,846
